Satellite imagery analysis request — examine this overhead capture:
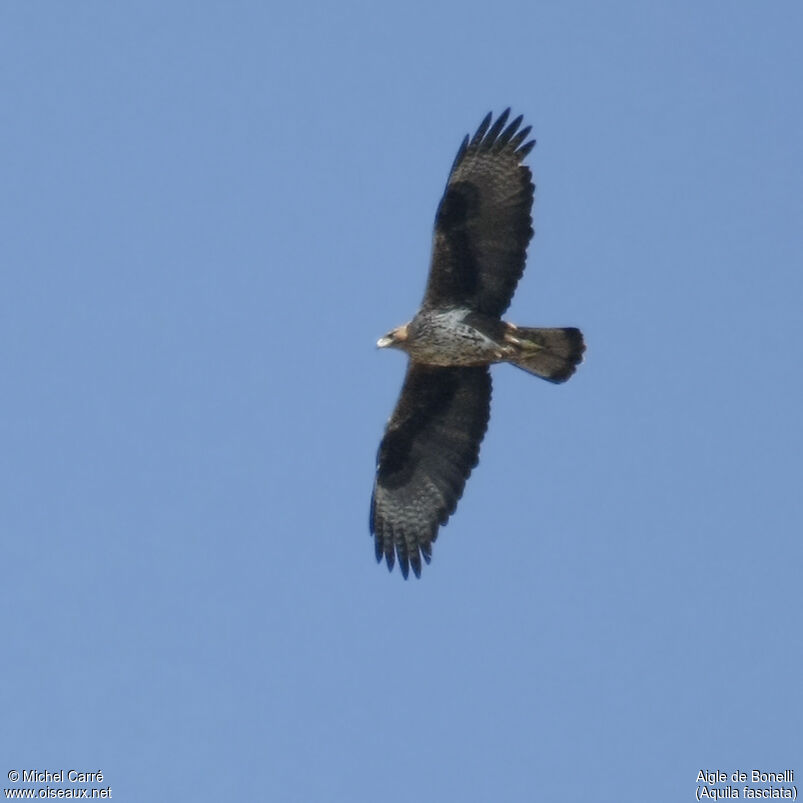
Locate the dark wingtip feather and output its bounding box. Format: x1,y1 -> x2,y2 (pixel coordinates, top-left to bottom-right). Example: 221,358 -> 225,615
450,111 -> 534,178
472,111 -> 493,145
409,549 -> 422,579
485,108 -> 511,144
498,114 -> 524,148
449,134 -> 470,175
509,125 -> 532,152
398,550 -> 410,580
421,541 -> 432,565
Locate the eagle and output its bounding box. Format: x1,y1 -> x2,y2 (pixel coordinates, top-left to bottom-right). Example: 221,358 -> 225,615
370,109 -> 585,578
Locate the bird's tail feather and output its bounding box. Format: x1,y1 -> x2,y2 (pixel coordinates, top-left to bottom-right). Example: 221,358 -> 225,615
506,326 -> 585,383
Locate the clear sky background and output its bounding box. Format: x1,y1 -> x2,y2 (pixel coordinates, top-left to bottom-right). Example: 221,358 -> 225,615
2,2 -> 801,801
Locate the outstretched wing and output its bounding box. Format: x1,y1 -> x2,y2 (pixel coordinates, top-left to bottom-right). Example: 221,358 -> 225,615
422,109 -> 535,317
370,364 -> 491,579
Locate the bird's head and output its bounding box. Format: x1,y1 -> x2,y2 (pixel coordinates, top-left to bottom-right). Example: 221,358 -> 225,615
377,323 -> 410,350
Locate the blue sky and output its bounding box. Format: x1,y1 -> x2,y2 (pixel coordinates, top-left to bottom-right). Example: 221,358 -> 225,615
2,2 -> 801,801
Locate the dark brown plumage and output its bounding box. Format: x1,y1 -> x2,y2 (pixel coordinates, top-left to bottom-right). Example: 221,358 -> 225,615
423,110 -> 535,317
371,109 -> 585,578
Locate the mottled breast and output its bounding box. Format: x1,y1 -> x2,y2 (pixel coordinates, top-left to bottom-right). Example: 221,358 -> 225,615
406,309 -> 503,366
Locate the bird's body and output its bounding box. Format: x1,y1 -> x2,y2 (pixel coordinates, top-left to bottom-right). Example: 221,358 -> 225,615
370,109 -> 585,579
384,310 -> 502,366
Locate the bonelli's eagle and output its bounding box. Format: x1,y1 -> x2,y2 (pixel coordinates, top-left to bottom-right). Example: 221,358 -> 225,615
370,109 -> 585,578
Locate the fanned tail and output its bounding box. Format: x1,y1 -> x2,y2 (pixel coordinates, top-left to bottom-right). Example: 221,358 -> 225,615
506,326 -> 585,383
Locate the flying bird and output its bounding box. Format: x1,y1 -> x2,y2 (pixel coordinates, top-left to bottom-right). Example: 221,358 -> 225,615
370,109 -> 585,578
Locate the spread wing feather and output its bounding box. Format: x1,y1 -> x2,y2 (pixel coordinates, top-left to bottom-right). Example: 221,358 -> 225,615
370,365 -> 491,578
422,109 -> 535,317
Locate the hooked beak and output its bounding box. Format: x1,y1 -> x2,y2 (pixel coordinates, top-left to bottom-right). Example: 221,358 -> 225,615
376,323 -> 408,349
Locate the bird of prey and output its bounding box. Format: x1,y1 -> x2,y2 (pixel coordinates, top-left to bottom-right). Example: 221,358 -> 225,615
370,109 -> 585,579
